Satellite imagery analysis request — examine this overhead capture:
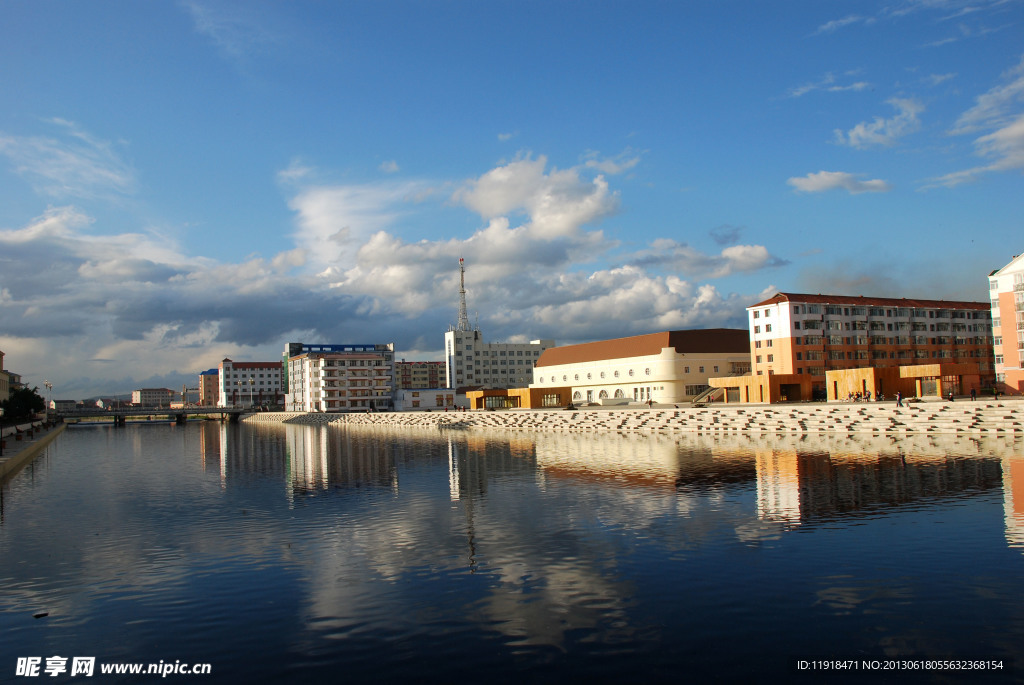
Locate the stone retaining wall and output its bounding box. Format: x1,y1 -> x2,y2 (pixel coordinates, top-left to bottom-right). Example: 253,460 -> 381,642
243,400 -> 1024,435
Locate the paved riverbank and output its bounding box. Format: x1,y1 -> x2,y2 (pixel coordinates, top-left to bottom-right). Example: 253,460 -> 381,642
244,398 -> 1024,435
0,421 -> 66,481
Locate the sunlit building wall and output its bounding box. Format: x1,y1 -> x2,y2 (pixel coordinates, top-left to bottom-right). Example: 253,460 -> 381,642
988,253 -> 1024,394
286,344 -> 395,412
218,358 -> 284,408
747,293 -> 994,396
531,329 -> 750,405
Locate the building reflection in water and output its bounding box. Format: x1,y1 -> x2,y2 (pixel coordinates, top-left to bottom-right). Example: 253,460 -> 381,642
1004,453 -> 1024,550
218,422 -> 1022,545
200,421 -> 1024,655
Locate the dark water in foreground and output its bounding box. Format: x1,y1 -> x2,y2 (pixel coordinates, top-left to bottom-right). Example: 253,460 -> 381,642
1,421 -> 1022,683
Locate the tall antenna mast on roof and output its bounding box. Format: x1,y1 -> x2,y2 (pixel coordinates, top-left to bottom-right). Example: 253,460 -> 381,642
457,257 -> 471,332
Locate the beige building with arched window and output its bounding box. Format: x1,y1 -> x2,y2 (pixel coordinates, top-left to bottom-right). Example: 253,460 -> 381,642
530,330 -> 751,405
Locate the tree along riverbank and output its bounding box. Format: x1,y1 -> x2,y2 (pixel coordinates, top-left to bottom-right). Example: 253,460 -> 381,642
243,400 -> 1024,435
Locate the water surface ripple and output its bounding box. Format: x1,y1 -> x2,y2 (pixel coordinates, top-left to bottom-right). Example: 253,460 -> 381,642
1,422 -> 1021,683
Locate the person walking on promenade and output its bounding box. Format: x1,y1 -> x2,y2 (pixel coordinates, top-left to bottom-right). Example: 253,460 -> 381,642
971,388 -> 977,401
895,391 -> 903,408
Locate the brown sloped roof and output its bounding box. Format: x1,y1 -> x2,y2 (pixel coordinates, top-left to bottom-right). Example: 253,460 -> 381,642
536,329 -> 749,368
750,292 -> 988,310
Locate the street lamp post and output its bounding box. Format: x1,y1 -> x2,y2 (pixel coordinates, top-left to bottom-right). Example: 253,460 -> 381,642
248,376 -> 255,408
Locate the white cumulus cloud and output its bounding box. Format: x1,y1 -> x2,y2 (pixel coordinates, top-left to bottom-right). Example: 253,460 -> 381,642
834,98 -> 924,148
787,171 -> 892,194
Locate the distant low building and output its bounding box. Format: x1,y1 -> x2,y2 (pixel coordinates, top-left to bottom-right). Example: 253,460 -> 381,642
132,388 -> 176,408
50,399 -> 78,412
171,387 -> 200,408
394,388 -> 463,411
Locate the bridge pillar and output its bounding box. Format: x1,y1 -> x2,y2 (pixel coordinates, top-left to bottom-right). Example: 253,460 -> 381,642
114,414 -> 126,427
175,414 -> 186,425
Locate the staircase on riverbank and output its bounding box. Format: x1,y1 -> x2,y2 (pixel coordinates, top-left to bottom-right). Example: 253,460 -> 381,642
244,400 -> 1024,436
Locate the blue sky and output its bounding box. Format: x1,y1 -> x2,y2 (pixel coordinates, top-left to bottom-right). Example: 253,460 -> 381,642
1,0 -> 1022,399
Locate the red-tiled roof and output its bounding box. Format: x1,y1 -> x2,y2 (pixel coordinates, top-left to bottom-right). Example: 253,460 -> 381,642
749,292 -> 988,310
536,329 -> 749,368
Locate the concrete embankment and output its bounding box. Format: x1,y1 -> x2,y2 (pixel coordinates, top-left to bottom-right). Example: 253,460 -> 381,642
244,400 -> 1024,435
0,422 -> 66,481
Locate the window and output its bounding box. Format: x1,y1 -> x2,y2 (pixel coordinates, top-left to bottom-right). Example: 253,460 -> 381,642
645,368 -> 651,375
766,324 -> 772,332
713,366 -> 719,373
699,366 -> 705,373
767,355 -> 774,362
754,325 -> 760,334
614,370 -> 620,377
794,321 -> 801,330
628,369 -> 635,377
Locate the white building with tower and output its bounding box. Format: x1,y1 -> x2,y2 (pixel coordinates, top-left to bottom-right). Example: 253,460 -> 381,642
443,258 -> 554,390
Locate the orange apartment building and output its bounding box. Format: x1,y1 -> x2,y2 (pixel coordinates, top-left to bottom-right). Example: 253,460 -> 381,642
712,293 -> 994,403
989,253 -> 1024,395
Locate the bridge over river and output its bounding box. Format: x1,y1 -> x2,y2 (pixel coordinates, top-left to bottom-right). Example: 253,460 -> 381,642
57,406 -> 250,425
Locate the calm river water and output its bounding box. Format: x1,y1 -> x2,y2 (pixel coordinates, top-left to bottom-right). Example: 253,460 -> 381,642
1,420 -> 1022,683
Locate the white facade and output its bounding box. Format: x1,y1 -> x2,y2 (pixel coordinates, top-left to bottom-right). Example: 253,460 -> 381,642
132,388 -> 176,407
286,344 -> 395,412
218,359 -> 284,408
444,328 -> 554,389
530,331 -> 750,405
394,388 -> 466,411
989,253 -> 1024,392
